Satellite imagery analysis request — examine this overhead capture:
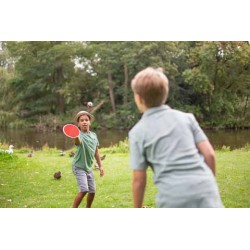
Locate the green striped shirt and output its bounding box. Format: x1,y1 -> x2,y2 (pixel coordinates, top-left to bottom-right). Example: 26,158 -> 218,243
72,131 -> 99,172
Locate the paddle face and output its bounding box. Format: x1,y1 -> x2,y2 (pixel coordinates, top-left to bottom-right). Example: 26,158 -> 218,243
63,124 -> 80,138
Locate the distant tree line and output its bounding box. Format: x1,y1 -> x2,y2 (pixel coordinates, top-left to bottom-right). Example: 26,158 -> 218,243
0,41 -> 249,129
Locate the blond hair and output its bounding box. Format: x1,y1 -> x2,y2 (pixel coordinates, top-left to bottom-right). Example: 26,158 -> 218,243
131,67 -> 169,108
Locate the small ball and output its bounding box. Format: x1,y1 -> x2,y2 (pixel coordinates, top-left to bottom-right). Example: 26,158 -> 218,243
87,101 -> 93,108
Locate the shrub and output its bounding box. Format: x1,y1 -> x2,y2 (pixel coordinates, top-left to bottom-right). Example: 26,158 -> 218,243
101,138 -> 129,154
220,145 -> 231,152
0,151 -> 18,162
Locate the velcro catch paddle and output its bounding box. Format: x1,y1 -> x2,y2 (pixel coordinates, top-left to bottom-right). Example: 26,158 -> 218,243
63,124 -> 80,138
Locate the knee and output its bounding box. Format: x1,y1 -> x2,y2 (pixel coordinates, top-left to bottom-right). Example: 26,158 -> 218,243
78,192 -> 87,197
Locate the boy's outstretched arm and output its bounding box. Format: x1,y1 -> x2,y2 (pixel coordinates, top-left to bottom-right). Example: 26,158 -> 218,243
197,140 -> 216,176
133,170 -> 146,208
74,136 -> 81,145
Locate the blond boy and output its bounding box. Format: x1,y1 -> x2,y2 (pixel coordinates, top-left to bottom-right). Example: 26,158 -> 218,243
129,67 -> 223,208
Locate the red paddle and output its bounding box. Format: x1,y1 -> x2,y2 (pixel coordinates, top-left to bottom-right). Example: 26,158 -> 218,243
63,124 -> 80,138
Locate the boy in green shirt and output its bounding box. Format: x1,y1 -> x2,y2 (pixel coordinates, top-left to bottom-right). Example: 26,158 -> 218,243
72,111 -> 104,208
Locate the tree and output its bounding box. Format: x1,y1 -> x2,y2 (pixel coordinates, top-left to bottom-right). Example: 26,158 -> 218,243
6,41 -> 78,116
182,41 -> 250,127
1,41 -> 249,129
0,42 -> 17,127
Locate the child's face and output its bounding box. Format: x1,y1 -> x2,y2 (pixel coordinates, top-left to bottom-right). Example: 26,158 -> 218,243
78,115 -> 91,132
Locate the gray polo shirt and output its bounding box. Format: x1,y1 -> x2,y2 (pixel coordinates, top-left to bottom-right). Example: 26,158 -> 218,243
129,105 -> 223,207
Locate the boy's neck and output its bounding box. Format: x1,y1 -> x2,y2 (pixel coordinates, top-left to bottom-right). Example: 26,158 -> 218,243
140,105 -> 148,113
81,129 -> 90,133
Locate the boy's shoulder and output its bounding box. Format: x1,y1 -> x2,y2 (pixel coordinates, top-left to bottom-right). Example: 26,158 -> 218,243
89,131 -> 98,138
129,107 -> 196,135
80,130 -> 98,138
129,117 -> 147,138
169,107 -> 191,115
169,108 -> 196,120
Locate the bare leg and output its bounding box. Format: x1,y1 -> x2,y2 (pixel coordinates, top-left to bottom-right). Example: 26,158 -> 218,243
86,193 -> 95,208
72,192 -> 87,208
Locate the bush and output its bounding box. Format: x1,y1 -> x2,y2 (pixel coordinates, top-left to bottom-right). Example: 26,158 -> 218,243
101,138 -> 129,154
220,145 -> 231,152
0,151 -> 18,162
238,143 -> 250,152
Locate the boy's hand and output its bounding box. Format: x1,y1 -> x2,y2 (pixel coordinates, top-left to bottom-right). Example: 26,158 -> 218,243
99,166 -> 104,177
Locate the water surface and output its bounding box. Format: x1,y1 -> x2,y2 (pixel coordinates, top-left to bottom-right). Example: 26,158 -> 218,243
0,128 -> 249,150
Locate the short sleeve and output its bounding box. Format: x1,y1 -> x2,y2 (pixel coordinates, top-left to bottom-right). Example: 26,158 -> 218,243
129,131 -> 148,170
189,114 -> 208,144
96,135 -> 100,147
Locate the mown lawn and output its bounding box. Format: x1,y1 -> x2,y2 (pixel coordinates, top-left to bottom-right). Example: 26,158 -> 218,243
216,148 -> 250,208
0,145 -> 249,208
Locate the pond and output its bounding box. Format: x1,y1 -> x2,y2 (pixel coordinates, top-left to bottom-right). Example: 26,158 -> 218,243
0,128 -> 128,150
0,128 -> 249,150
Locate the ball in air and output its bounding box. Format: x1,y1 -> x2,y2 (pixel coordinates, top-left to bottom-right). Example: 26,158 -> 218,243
87,101 -> 93,108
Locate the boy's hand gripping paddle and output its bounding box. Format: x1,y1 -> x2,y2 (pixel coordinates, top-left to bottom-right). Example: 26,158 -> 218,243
63,124 -> 80,138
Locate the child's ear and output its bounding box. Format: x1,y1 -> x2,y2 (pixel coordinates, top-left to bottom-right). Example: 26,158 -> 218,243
135,93 -> 145,105
134,93 -> 141,103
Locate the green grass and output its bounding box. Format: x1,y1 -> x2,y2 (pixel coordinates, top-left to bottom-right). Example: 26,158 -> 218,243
216,146 -> 250,208
0,143 -> 249,208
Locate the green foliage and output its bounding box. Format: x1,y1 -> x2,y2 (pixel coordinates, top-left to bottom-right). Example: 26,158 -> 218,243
101,138 -> 129,154
0,41 -> 249,129
16,148 -> 31,154
40,143 -> 58,153
182,41 -> 250,128
0,151 -> 18,162
0,66 -> 17,127
238,143 -> 250,152
183,68 -> 213,94
220,145 -> 231,152
97,103 -> 139,129
9,120 -> 27,129
0,110 -> 15,127
175,104 -> 204,122
116,108 -> 138,129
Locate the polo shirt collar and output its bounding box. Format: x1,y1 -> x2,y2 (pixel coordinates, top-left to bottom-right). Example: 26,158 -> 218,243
142,105 -> 171,118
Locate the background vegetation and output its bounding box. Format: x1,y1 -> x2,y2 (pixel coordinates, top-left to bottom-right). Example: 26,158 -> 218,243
0,41 -> 249,130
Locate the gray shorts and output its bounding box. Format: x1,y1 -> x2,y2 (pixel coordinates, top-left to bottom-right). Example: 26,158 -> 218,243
156,174 -> 224,208
72,166 -> 96,193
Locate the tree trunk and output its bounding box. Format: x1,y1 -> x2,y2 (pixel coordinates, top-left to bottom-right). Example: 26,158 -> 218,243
108,71 -> 116,113
57,93 -> 65,114
90,100 -> 105,114
213,61 -> 218,93
210,60 -> 218,112
54,62 -> 65,114
123,63 -> 128,105
243,95 -> 249,117
51,41 -> 65,114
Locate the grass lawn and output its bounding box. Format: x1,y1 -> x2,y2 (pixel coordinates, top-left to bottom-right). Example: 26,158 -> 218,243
216,147 -> 250,208
0,144 -> 249,208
